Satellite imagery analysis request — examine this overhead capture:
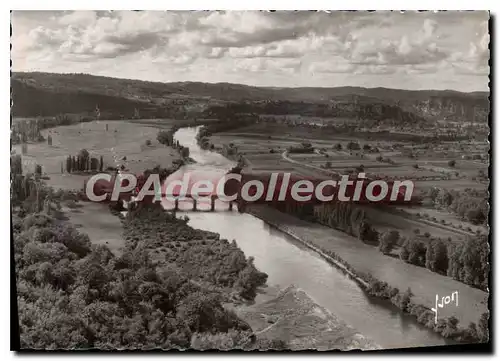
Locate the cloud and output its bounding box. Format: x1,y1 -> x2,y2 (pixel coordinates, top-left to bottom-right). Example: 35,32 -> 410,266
344,18 -> 448,66
354,65 -> 398,75
17,11 -> 184,60
309,61 -> 356,74
236,58 -> 302,74
449,20 -> 489,75
10,11 -> 490,91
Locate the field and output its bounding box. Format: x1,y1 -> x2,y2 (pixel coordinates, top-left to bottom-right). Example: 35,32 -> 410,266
398,206 -> 489,235
361,205 -> 470,241
12,119 -> 182,256
11,120 -> 181,190
63,202 -> 126,255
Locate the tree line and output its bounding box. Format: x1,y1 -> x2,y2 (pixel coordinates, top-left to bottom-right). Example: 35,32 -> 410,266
428,187 -> 489,225
269,197 -> 489,292
64,149 -> 104,174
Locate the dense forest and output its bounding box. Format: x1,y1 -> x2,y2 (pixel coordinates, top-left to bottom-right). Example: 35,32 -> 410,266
11,153 -> 276,350
202,100 -> 429,126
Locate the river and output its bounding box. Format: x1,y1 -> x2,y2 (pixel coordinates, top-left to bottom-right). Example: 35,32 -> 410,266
167,126 -> 449,349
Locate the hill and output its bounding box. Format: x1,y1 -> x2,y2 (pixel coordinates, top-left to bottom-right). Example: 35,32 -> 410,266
11,72 -> 489,123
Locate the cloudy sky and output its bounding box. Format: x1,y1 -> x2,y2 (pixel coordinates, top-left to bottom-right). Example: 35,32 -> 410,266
12,10 -> 489,92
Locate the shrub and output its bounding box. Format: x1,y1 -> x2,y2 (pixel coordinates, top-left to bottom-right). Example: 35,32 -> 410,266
407,240 -> 427,267
379,230 -> 399,254
400,240 -> 410,261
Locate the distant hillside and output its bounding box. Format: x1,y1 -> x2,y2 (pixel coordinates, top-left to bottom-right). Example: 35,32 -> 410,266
11,77 -> 160,118
11,72 -> 489,122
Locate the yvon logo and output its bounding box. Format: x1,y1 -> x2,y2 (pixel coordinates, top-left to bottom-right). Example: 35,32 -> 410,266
431,291 -> 458,324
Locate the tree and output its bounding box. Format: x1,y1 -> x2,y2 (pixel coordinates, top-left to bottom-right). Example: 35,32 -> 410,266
425,239 -> 449,274
466,322 -> 478,342
379,230 -> 399,254
435,188 -> 453,208
35,164 -> 42,176
180,147 -> 190,159
408,239 -> 427,267
145,139 -> 152,146
90,157 -> 99,172
358,221 -> 379,245
460,235 -> 489,289
400,287 -> 414,312
347,141 -> 360,151
467,207 -> 487,225
448,160 -> 456,167
400,239 -> 410,261
66,156 -> 72,173
11,154 -> 23,176
157,130 -> 173,146
78,149 -> 89,172
477,312 -> 489,343
334,143 -> 342,151
442,316 -> 460,338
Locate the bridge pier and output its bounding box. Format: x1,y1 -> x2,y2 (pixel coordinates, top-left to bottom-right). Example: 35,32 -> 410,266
174,199 -> 179,211
210,195 -> 216,211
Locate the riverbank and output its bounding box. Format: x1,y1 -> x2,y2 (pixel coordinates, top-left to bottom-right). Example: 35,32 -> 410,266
246,205 -> 488,342
233,285 -> 380,350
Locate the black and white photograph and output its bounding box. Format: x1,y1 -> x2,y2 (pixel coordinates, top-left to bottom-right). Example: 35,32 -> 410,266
9,9 -> 491,352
